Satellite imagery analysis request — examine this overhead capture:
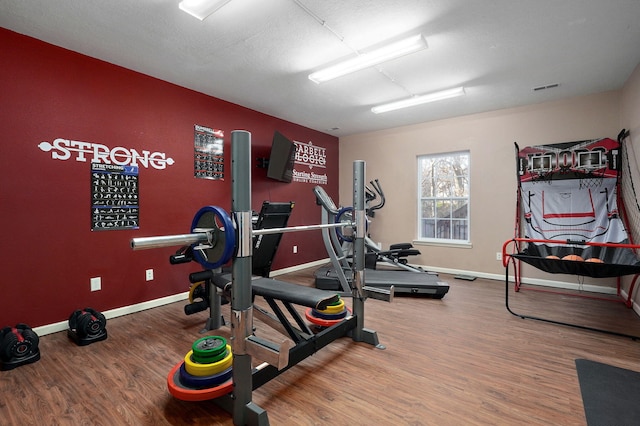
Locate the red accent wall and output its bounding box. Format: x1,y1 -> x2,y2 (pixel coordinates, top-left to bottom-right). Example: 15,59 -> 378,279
0,28 -> 338,328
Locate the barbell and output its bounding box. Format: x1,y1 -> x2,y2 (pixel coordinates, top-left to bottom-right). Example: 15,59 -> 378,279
131,205 -> 354,270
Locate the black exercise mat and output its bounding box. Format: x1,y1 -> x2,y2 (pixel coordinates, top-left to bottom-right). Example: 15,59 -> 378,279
575,359 -> 640,426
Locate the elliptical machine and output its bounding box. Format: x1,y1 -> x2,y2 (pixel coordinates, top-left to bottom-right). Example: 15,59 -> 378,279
314,185 -> 449,298
336,179 -> 426,273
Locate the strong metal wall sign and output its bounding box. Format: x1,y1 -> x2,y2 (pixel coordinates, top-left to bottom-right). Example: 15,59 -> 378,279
38,138 -> 174,170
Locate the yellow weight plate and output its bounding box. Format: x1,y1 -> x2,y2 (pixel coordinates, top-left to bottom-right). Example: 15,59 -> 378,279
188,282 -> 205,303
184,345 -> 232,377
317,299 -> 345,314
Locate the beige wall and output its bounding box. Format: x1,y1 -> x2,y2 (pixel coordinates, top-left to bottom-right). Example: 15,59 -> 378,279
339,91 -> 623,284
621,63 -> 640,141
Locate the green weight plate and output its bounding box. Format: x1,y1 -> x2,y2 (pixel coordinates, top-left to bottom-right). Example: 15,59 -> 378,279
191,348 -> 228,364
326,295 -> 342,306
192,336 -> 227,358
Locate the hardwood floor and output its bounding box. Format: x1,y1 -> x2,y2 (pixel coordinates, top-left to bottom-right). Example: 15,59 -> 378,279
2,268 -> 640,425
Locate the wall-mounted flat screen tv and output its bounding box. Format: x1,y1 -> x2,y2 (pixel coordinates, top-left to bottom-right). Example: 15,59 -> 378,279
267,131 -> 296,183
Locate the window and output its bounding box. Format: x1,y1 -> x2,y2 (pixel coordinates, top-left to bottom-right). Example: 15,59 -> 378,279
417,151 -> 470,243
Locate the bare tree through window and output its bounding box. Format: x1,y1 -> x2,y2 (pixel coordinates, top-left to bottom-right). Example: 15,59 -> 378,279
418,152 -> 470,241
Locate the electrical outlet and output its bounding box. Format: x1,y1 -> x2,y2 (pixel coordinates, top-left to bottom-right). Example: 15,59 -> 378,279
146,269 -> 154,281
293,245 -> 298,254
91,277 -> 101,292
496,252 -> 503,261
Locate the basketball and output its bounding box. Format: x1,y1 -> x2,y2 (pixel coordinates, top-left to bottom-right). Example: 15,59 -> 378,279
545,255 -> 560,259
562,254 -> 584,261
585,258 -> 604,263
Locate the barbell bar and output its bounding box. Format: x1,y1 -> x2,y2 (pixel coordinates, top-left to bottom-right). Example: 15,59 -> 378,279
252,221 -> 353,236
130,218 -> 354,250
130,206 -> 355,269
130,233 -> 209,251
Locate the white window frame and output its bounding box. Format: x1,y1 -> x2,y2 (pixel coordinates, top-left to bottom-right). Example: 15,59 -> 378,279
417,150 -> 470,245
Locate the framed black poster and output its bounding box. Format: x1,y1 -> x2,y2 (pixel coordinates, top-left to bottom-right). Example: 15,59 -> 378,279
91,163 -> 139,231
194,125 -> 224,180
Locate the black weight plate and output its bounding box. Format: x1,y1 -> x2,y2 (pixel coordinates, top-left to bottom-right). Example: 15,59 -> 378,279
195,211 -> 226,266
68,310 -> 82,329
76,313 -> 91,338
86,318 -> 104,335
85,308 -> 107,328
1,331 -> 17,359
4,331 -> 33,358
310,309 -> 348,320
21,329 -> 39,349
0,326 -> 11,340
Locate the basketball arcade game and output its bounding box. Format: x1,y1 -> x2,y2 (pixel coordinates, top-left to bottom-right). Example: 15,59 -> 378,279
502,130 -> 640,338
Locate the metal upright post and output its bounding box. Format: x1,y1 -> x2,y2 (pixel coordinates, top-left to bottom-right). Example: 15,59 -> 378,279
203,275 -> 223,332
350,160 -> 382,347
352,160 -> 366,302
230,130 -> 269,425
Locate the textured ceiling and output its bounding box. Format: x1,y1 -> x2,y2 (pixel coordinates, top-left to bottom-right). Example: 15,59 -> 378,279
1,0 -> 640,136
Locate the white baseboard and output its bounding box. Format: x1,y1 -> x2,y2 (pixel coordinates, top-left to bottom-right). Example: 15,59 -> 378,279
620,287 -> 640,317
269,259 -> 329,277
420,264 -> 618,295
279,259 -> 623,297
33,260 -> 328,337
33,260 -> 640,336
421,264 -> 640,319
34,292 -> 189,337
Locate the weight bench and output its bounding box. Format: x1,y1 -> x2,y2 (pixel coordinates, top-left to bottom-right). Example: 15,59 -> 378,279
203,271 -> 342,337
194,270 -> 359,389
207,272 -> 339,310
252,201 -> 294,277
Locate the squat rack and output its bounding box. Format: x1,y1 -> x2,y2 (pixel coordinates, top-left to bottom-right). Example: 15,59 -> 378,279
131,130 -> 386,425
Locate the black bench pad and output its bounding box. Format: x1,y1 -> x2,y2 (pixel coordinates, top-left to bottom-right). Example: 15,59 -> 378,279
212,274 -> 340,310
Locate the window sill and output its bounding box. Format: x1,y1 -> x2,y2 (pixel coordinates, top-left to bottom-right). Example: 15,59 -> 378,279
413,240 -> 473,249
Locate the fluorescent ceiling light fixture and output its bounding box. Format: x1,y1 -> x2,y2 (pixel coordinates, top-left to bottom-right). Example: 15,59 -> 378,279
309,34 -> 428,84
179,0 -> 231,20
371,87 -> 466,114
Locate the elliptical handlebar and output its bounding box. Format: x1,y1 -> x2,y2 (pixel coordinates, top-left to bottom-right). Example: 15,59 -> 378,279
314,179 -> 386,220
365,185 -> 377,203
367,179 -> 386,212
313,185 -> 340,215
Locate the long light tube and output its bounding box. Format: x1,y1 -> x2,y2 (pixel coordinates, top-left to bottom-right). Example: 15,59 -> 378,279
309,34 -> 428,84
179,0 -> 231,20
371,87 -> 466,114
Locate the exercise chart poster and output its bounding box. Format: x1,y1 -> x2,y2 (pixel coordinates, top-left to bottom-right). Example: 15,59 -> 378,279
194,125 -> 224,180
91,163 -> 139,231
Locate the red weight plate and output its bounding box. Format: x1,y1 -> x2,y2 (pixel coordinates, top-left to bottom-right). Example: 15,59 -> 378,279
166,362 -> 232,402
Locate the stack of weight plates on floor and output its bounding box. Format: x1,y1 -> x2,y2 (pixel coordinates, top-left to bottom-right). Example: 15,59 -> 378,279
305,295 -> 351,328
167,335 -> 234,401
67,308 -> 107,346
0,323 -> 40,371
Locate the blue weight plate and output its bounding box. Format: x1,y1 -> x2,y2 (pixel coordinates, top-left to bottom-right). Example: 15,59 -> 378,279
179,363 -> 233,390
190,206 -> 236,270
